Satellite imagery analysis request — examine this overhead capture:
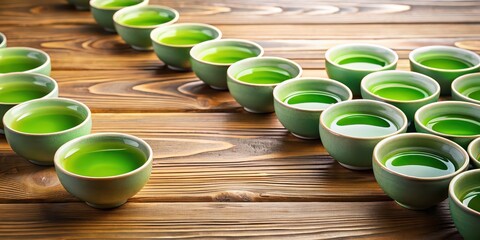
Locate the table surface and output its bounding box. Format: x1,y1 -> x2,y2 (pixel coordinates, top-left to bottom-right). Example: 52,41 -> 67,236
1,0 -> 479,238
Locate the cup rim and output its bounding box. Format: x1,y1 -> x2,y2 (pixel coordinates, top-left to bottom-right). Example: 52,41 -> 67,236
227,56 -> 303,87
90,0 -> 149,10
273,77 -> 353,113
0,32 -> 6,47
452,72 -> 480,105
361,70 -> 441,104
0,72 -> 59,105
468,137 -> 480,164
449,169 -> 480,217
189,38 -> 265,67
113,4 -> 179,29
3,97 -> 92,136
409,45 -> 480,73
324,43 -> 399,73
150,23 -> 223,48
373,133 -> 470,181
0,47 -> 51,74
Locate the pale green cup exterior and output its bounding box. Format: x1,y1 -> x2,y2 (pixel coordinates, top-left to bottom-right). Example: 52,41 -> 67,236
151,23 -> 222,71
0,47 -> 51,76
361,70 -> 440,121
449,169 -> 480,240
452,72 -> 480,105
90,0 -> 149,32
55,133 -> 153,209
414,101 -> 480,148
190,39 -> 264,90
67,0 -> 90,10
0,32 -> 6,48
468,137 -> 480,169
227,57 -> 302,113
325,43 -> 398,96
319,99 -> 408,170
0,73 -> 59,134
3,98 -> 92,166
410,46 -> 480,96
373,133 -> 469,210
113,5 -> 179,50
274,78 -> 353,140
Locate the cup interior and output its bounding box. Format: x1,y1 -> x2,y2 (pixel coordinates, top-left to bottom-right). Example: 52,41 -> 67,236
450,170 -> 480,214
0,73 -> 57,104
190,39 -> 263,65
151,24 -> 221,47
410,46 -> 480,71
326,44 -> 398,71
452,73 -> 480,102
91,0 -> 145,9
114,5 -> 178,27
469,138 -> 480,164
0,47 -> 49,73
0,32 -> 5,45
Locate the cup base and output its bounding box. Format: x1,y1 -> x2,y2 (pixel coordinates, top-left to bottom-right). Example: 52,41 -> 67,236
244,107 -> 272,114
209,85 -> 228,91
167,65 -> 191,72
291,132 -> 319,140
131,45 -> 153,51
395,201 -> 429,210
27,159 -> 53,166
86,200 -> 127,209
104,27 -> 116,33
338,162 -> 372,171
74,5 -> 89,11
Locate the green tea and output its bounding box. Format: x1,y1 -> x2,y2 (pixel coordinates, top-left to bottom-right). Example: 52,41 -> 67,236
0,82 -> 50,103
425,114 -> 480,136
11,106 -> 84,134
121,11 -> 173,26
337,55 -> 387,70
462,86 -> 480,101
419,56 -> 472,70
199,46 -> 258,64
370,82 -> 429,101
100,0 -> 142,7
284,91 -> 341,110
385,149 -> 457,177
236,66 -> 293,84
461,187 -> 480,213
158,29 -> 214,45
0,56 -> 43,73
331,113 -> 398,137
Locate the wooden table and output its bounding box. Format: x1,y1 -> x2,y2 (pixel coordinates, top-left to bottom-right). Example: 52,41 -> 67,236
0,0 -> 478,238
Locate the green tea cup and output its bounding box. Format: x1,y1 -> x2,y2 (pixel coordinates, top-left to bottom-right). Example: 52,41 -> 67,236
452,72 -> 480,105
414,101 -> 480,148
319,99 -> 408,170
3,98 -> 92,165
113,5 -> 179,50
227,57 -> 302,113
325,43 -> 398,96
468,137 -> 480,169
373,133 -> 469,210
0,47 -> 51,76
151,23 -> 222,71
90,0 -> 149,32
67,0 -> 90,10
410,46 -> 480,95
190,39 -> 264,90
55,132 -> 153,209
0,32 -> 6,48
274,78 -> 352,139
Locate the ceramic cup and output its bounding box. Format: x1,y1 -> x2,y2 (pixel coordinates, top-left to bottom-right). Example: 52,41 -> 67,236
373,133 -> 469,210
227,57 -> 302,113
67,0 -> 90,10
113,5 -> 179,50
409,46 -> 480,95
90,0 -> 149,32
452,72 -> 480,105
151,23 -> 222,71
319,99 -> 408,170
0,47 -> 51,76
55,132 -> 153,209
0,32 -> 6,48
274,78 -> 352,139
361,70 -> 440,121
325,43 -> 398,96
449,169 -> 480,240
0,73 -> 59,134
190,39 -> 264,90
3,98 -> 92,165
415,101 -> 480,148
468,137 -> 480,169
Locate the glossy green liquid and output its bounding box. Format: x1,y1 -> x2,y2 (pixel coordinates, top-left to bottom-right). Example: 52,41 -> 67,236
0,82 -> 50,103
200,46 -> 258,64
461,187 -> 480,213
100,0 -> 142,7
385,149 -> 457,177
158,29 -> 214,45
63,141 -> 146,177
462,86 -> 480,101
11,106 -> 84,134
419,56 -> 472,70
284,91 -> 341,110
331,113 -> 398,137
371,82 -> 429,101
0,56 -> 43,73
337,55 -> 387,70
426,114 -> 480,136
121,11 -> 173,26
236,66 -> 293,84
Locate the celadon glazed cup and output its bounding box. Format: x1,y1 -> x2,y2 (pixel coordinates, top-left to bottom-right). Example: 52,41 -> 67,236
90,0 -> 149,32
113,5 -> 179,50
67,0 -> 90,10
325,43 -> 398,96
3,98 -> 92,165
361,70 -> 440,121
410,46 -> 480,95
319,99 -> 408,170
414,101 -> 480,148
227,57 -> 303,113
373,133 -> 469,210
0,32 -> 6,48
449,169 -> 480,240
55,133 -> 153,209
468,137 -> 480,168
0,47 -> 51,76
190,39 -> 264,90
0,73 -> 59,134
274,78 -> 353,139
151,23 -> 222,71
452,73 -> 480,105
